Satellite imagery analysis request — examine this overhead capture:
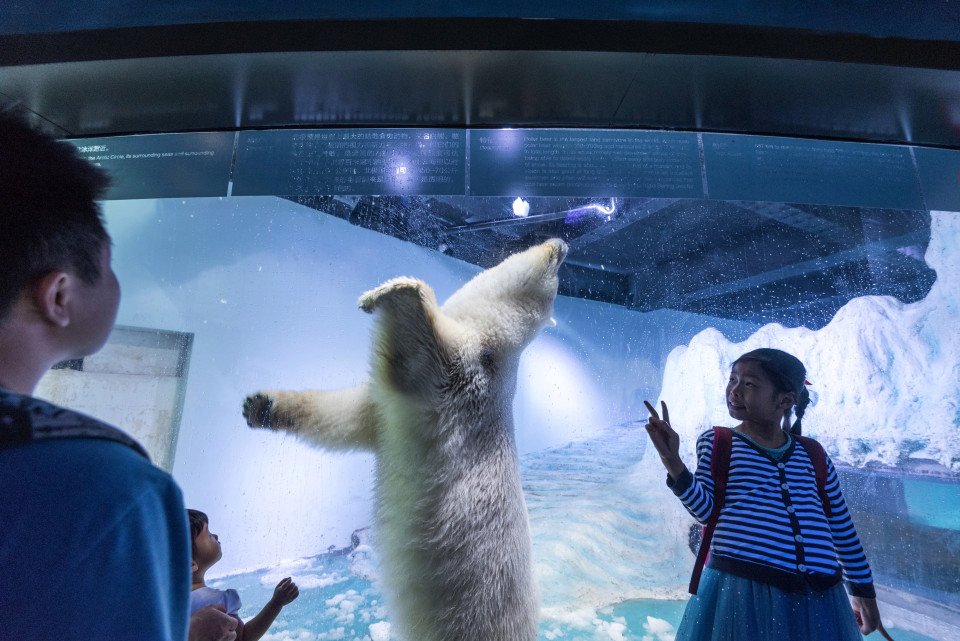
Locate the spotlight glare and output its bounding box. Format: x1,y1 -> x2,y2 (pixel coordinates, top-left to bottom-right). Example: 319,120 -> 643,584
512,197 -> 530,217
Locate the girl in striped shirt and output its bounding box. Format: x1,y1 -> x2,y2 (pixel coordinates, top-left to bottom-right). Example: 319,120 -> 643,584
645,348 -> 891,641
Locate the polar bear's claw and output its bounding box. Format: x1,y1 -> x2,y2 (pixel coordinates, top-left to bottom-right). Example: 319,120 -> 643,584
243,392 -> 273,428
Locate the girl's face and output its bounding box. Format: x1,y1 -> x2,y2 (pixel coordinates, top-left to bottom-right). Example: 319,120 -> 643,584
726,360 -> 794,427
192,522 -> 223,573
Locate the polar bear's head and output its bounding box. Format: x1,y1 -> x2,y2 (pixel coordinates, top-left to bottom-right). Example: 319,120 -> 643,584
442,238 -> 568,354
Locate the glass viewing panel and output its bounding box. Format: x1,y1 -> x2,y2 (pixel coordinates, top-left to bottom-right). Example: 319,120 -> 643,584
45,128 -> 960,641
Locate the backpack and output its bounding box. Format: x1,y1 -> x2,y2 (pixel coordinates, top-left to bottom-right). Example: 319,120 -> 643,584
688,426 -> 831,594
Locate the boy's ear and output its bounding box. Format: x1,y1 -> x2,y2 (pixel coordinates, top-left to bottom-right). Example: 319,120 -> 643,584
31,271 -> 72,328
191,559 -> 199,573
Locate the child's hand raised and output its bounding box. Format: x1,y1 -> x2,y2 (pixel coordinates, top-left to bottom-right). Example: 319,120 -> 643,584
270,577 -> 300,607
643,400 -> 685,479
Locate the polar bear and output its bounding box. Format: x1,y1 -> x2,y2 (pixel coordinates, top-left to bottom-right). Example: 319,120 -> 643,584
242,238 -> 568,641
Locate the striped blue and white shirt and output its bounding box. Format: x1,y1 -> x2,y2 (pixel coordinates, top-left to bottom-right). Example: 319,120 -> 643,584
668,429 -> 875,597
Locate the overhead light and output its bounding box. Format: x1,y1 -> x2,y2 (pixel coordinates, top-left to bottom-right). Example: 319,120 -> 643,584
512,197 -> 530,217
588,198 -> 617,217
563,198 -> 617,224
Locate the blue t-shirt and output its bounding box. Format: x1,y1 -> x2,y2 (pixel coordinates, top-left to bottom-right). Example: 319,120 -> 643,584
0,390 -> 191,641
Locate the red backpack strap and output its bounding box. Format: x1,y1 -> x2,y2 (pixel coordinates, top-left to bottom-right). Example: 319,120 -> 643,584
689,426 -> 732,594
795,435 -> 832,518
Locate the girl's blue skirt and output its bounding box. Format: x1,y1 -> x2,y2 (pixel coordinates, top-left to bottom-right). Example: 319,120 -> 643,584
675,568 -> 864,641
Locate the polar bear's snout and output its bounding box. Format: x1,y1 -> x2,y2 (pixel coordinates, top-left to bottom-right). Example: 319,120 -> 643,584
535,238 -> 568,278
543,238 -> 569,266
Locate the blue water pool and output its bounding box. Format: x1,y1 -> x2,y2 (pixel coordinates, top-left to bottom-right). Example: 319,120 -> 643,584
213,551 -> 934,641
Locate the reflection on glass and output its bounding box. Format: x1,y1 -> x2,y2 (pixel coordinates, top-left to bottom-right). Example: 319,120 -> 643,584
78,136 -> 958,641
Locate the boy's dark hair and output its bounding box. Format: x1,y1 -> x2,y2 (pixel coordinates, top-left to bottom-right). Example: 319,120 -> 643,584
0,104 -> 111,322
732,348 -> 811,435
187,509 -> 208,558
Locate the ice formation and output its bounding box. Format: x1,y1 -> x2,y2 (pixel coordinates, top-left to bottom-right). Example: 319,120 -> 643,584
658,211 -> 960,471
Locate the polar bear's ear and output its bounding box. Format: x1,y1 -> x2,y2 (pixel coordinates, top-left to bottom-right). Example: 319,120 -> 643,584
358,277 -> 456,393
358,276 -> 439,316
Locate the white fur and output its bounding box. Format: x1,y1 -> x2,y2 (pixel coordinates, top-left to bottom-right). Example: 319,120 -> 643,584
243,239 -> 568,641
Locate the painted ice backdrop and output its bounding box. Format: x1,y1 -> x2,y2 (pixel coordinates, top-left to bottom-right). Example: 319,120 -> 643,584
659,210 -> 960,471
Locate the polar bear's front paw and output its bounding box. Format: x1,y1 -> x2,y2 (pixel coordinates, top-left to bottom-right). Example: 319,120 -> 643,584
358,277 -> 424,313
243,392 -> 274,428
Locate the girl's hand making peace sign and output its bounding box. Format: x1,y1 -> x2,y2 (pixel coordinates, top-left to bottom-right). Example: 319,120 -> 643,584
643,400 -> 687,480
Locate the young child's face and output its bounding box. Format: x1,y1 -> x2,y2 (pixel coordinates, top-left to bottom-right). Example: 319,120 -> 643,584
193,522 -> 223,571
726,361 -> 793,426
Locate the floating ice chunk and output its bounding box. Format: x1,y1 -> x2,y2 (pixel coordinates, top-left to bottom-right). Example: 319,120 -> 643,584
324,590 -> 364,625
258,558 -> 344,590
350,543 -> 380,582
643,615 -> 676,641
540,606 -> 599,628
368,621 -> 390,641
290,573 -> 344,589
262,628 -> 318,641
593,615 -> 628,641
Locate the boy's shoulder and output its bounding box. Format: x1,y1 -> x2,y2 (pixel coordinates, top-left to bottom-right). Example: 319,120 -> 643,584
0,388 -> 177,507
0,387 -> 148,458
